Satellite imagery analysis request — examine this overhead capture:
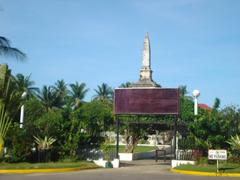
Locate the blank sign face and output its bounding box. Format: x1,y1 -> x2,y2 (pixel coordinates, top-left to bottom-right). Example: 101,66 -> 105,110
114,88 -> 179,115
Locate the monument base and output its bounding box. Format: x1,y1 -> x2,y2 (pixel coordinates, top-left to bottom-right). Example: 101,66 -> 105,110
131,79 -> 160,88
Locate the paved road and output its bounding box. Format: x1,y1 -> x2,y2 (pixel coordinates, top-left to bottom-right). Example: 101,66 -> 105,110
0,163 -> 238,180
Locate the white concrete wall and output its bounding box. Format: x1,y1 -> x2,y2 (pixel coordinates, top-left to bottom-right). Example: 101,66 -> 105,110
119,153 -> 134,161
93,158 -> 120,168
119,151 -> 155,161
171,160 -> 195,168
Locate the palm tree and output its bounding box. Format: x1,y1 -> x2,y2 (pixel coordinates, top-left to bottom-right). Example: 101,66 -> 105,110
0,104 -> 12,155
53,79 -> 68,107
0,72 -> 21,155
179,85 -> 188,97
0,36 -> 26,61
178,85 -> 193,101
213,98 -> 220,110
119,82 -> 132,88
0,65 -> 22,118
93,83 -> 113,101
37,86 -> 59,111
69,82 -> 89,108
14,73 -> 39,97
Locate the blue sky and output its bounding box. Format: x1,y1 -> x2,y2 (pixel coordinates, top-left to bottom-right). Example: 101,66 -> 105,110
1,0 -> 240,107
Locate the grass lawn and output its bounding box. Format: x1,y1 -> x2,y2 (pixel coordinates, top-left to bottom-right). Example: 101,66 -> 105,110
111,145 -> 155,153
0,161 -> 99,170
175,163 -> 240,173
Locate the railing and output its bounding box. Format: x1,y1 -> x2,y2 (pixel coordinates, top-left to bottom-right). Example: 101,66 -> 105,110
76,148 -> 117,161
176,149 -> 203,160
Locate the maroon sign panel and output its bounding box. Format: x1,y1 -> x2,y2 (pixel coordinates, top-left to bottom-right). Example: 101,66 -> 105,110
114,88 -> 179,115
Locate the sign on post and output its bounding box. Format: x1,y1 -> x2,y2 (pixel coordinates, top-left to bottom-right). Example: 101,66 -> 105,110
208,150 -> 227,160
208,149 -> 227,173
114,88 -> 179,115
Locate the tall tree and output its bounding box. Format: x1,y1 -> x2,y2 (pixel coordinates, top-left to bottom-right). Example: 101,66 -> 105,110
179,85 -> 188,97
93,83 -> 113,102
14,73 -> 39,97
54,79 -> 68,107
69,82 -> 88,109
213,98 -> 221,110
37,86 -> 59,111
0,64 -> 22,118
0,104 -> 12,155
0,36 -> 26,61
0,66 -> 22,154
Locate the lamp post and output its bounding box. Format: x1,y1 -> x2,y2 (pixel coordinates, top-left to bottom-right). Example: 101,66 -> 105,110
192,89 -> 200,115
20,92 -> 27,128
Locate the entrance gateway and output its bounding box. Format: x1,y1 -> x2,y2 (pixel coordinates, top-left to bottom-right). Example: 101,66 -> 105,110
114,33 -> 180,161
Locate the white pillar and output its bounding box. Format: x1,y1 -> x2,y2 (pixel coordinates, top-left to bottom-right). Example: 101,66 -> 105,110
192,89 -> 200,116
194,97 -> 198,115
20,105 -> 24,128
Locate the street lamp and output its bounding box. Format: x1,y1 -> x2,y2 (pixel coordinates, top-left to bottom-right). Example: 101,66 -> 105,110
20,92 -> 27,128
192,89 -> 200,115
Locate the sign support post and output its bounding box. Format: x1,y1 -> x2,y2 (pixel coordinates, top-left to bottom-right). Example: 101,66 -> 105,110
173,117 -> 177,159
114,88 -> 180,162
115,117 -> 120,159
208,149 -> 227,173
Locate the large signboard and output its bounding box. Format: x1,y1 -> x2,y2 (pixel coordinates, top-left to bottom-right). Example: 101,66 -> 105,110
114,88 -> 179,115
208,150 -> 227,160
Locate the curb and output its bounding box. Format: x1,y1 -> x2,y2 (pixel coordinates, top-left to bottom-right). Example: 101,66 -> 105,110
0,167 -> 99,174
171,168 -> 240,177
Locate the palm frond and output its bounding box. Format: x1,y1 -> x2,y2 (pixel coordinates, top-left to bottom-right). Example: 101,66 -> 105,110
227,135 -> 240,151
0,46 -> 26,60
0,36 -> 10,47
34,135 -> 56,150
93,83 -> 113,101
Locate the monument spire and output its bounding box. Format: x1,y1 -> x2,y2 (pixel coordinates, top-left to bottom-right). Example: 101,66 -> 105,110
131,33 -> 159,88
142,32 -> 151,68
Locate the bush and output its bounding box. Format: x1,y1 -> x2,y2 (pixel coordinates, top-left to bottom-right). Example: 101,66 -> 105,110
196,157 -> 208,165
100,140 -> 113,161
227,151 -> 240,163
4,123 -> 33,162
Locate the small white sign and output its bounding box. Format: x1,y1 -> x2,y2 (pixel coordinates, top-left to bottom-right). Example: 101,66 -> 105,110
208,149 -> 227,160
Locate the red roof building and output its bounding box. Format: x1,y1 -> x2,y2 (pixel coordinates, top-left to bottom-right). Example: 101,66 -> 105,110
198,103 -> 212,111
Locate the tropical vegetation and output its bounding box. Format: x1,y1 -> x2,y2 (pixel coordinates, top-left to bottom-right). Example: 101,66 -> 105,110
0,64 -> 114,162
0,37 -> 240,164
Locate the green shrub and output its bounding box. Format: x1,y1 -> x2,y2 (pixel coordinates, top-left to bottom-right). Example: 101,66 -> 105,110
100,140 -> 113,161
196,157 -> 208,165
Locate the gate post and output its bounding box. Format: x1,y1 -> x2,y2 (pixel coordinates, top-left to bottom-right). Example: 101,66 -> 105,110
116,116 -> 120,159
173,116 -> 177,159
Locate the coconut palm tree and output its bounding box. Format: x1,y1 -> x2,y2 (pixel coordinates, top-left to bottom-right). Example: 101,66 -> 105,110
0,104 -> 12,155
179,85 -> 188,97
69,82 -> 88,108
0,65 -> 22,118
53,79 -> 68,107
119,82 -> 132,88
37,86 -> 59,112
0,73 -> 21,155
93,83 -> 113,101
14,73 -> 39,97
0,36 -> 26,61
